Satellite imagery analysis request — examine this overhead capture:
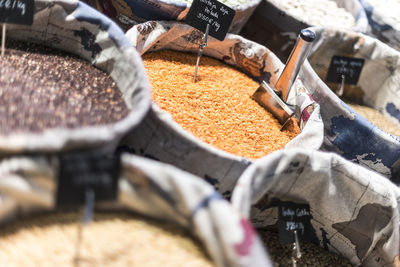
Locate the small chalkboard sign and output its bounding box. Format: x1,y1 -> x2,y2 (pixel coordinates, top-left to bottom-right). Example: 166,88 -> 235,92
0,0 -> 34,25
56,149 -> 120,207
326,56 -> 365,85
186,0 -> 235,41
278,201 -> 312,245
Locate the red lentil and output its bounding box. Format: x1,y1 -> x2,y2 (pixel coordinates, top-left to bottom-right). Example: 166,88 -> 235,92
143,50 -> 300,159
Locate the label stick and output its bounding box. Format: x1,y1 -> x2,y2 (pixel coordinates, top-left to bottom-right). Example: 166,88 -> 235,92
74,189 -> 95,266
194,23 -> 210,83
1,24 -> 5,56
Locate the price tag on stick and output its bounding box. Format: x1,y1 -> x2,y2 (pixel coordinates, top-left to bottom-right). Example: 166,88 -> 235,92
186,0 -> 235,82
186,0 -> 235,41
326,55 -> 364,85
277,201 -> 312,245
56,149 -> 120,207
0,0 -> 34,56
277,201 -> 311,266
0,0 -> 34,24
56,149 -> 120,265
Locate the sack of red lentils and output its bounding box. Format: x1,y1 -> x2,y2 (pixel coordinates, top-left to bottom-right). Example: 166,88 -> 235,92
299,26 -> 400,181
0,0 -> 150,155
359,0 -> 400,52
82,0 -> 261,33
120,21 -> 323,197
0,153 -> 273,267
231,148 -> 400,266
239,0 -> 369,61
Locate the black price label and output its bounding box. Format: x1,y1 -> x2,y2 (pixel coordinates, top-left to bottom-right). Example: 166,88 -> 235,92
278,202 -> 312,244
56,149 -> 120,207
186,0 -> 235,41
326,56 -> 365,85
0,0 -> 34,25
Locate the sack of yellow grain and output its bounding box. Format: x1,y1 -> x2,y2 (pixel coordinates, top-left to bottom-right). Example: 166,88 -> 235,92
231,148 -> 400,267
239,0 -> 369,61
0,0 -> 150,159
82,0 -> 261,33
359,0 -> 400,52
298,26 -> 400,180
120,21 -> 324,197
0,153 -> 273,267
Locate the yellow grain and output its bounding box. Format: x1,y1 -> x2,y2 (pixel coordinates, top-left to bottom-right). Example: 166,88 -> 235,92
349,103 -> 400,137
0,212 -> 213,267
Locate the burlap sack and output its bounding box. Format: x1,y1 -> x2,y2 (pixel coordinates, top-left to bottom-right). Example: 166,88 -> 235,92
121,21 -> 324,197
0,153 -> 273,267
82,0 -> 261,33
359,0 -> 400,52
299,26 -> 400,180
0,0 -> 150,155
239,0 -> 368,61
231,148 -> 400,266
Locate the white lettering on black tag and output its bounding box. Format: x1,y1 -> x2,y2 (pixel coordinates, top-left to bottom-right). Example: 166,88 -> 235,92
56,149 -> 120,207
278,201 -> 312,245
186,0 -> 235,41
326,55 -> 365,85
0,0 -> 34,25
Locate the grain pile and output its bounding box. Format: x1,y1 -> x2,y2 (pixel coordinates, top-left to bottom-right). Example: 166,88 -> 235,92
365,0 -> 400,27
258,229 -> 353,266
0,211 -> 213,267
348,103 -> 400,137
0,40 -> 129,135
143,50 -> 300,159
270,0 -> 356,28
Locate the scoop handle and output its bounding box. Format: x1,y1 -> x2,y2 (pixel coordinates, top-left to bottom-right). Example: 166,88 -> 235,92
275,29 -> 316,102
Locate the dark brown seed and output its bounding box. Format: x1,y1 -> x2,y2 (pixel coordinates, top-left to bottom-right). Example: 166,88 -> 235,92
0,40 -> 129,135
258,229 -> 354,266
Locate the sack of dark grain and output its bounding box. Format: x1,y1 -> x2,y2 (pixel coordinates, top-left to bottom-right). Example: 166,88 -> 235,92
121,21 -> 324,197
0,0 -> 150,155
0,153 -> 273,267
239,0 -> 368,61
299,26 -> 400,180
82,0 -> 261,33
359,0 -> 400,52
231,148 -> 400,267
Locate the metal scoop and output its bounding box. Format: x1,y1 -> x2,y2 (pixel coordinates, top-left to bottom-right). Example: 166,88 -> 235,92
252,29 -> 316,127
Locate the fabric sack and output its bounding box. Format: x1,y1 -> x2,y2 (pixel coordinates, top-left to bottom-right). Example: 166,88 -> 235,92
82,0 -> 261,33
0,0 -> 151,156
0,153 -> 273,267
121,21 -> 324,197
239,0 -> 368,61
231,148 -> 400,267
300,26 -> 400,181
359,0 -> 400,52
